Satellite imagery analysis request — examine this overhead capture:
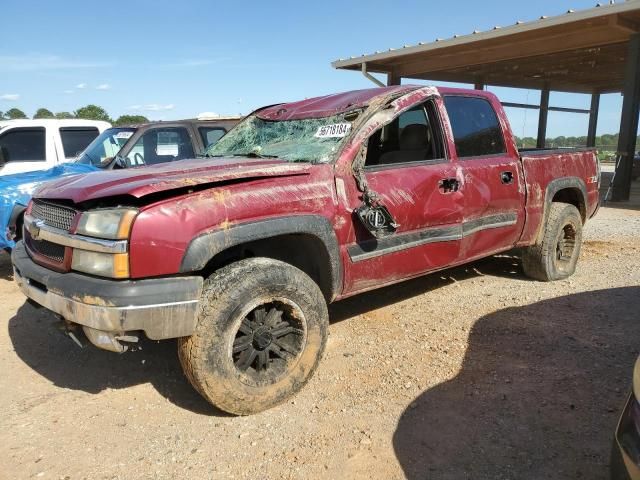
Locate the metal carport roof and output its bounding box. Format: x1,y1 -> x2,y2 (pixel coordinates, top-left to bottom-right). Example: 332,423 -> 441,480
332,1 -> 640,201
332,1 -> 640,94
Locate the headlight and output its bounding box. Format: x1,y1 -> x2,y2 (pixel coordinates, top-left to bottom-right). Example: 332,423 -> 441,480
71,250 -> 129,278
76,208 -> 137,240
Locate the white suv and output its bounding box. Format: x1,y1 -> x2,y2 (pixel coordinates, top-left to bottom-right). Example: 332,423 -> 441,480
0,119 -> 111,176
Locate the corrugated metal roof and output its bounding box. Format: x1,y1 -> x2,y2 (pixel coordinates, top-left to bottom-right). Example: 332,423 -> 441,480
332,1 -> 640,70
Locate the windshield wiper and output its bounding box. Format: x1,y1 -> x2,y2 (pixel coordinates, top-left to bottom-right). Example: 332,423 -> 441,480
233,152 -> 280,159
206,152 -> 279,159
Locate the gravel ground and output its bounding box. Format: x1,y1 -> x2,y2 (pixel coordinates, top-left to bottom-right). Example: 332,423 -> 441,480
0,205 -> 638,480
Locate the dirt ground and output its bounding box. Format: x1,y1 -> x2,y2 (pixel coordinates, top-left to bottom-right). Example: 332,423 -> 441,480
0,205 -> 639,480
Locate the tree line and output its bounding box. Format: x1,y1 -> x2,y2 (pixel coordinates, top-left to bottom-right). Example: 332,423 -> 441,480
514,133 -> 639,150
0,106 -> 149,127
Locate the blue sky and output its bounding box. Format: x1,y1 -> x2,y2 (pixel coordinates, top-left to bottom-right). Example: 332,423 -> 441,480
0,0 -> 625,140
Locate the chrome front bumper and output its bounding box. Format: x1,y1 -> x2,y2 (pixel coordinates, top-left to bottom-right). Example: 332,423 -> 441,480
12,241 -> 203,348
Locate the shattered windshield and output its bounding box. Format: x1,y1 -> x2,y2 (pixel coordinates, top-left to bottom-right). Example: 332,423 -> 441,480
76,127 -> 136,167
205,113 -> 355,163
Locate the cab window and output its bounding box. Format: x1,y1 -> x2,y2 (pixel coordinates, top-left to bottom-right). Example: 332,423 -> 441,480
126,127 -> 194,166
0,128 -> 46,162
199,127 -> 226,148
365,101 -> 444,167
60,127 -> 99,158
443,96 -> 506,158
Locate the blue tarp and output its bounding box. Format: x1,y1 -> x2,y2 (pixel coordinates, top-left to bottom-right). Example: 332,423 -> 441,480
0,163 -> 97,250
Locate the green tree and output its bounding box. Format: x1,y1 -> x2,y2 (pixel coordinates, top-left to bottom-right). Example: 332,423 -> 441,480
55,111 -> 75,119
0,111 -> 4,119
33,108 -> 55,119
74,104 -> 111,123
5,108 -> 27,119
114,114 -> 149,126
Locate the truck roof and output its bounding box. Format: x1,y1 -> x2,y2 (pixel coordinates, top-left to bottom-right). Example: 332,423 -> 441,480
255,85 -> 496,121
114,118 -> 242,128
257,85 -> 415,120
0,119 -> 111,129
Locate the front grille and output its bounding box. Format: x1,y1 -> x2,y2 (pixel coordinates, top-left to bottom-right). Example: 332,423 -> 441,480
31,199 -> 77,231
28,237 -> 66,263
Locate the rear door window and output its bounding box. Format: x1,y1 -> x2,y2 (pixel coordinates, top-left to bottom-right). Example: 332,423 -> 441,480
199,127 -> 226,148
0,128 -> 46,162
59,127 -> 100,158
443,96 -> 506,158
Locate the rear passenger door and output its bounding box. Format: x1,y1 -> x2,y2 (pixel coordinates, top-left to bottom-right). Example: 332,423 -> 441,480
343,99 -> 464,293
443,95 -> 525,258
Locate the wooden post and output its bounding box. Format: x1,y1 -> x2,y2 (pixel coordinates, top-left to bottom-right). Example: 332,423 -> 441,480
612,34 -> 640,202
537,89 -> 550,149
387,71 -> 401,86
587,93 -> 600,148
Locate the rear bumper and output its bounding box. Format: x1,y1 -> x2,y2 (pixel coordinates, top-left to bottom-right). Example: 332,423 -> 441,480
12,241 -> 203,341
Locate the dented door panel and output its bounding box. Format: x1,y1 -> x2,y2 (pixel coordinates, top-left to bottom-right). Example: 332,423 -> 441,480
334,88 -> 464,295
344,162 -> 464,293
458,155 -> 526,258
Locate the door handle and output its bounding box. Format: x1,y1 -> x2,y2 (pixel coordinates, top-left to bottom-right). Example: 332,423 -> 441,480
438,178 -> 459,193
501,171 -> 514,184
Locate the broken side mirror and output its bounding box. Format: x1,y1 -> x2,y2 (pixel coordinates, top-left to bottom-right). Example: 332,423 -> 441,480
355,203 -> 399,238
351,144 -> 399,239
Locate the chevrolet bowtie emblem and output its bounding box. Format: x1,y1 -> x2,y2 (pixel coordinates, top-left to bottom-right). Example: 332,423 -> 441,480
28,219 -> 45,240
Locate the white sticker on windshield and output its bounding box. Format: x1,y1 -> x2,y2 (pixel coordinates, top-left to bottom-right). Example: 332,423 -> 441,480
115,131 -> 134,139
314,123 -> 351,138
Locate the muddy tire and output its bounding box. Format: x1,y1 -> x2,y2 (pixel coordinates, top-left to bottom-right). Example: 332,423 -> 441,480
178,257 -> 328,415
521,202 -> 583,282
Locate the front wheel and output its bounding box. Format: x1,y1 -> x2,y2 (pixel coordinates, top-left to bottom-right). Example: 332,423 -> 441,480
521,202 -> 583,281
178,257 -> 329,415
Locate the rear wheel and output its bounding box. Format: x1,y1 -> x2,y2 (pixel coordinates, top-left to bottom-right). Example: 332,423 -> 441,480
178,257 -> 328,415
522,202 -> 583,281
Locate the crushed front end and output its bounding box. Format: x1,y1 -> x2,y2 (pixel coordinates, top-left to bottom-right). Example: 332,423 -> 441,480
12,199 -> 202,352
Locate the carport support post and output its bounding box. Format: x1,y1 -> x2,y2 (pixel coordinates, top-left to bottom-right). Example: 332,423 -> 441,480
587,93 -> 600,148
612,33 -> 640,202
537,88 -> 550,149
387,71 -> 401,86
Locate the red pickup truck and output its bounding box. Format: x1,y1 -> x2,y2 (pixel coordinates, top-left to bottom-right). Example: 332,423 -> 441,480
12,86 -> 600,414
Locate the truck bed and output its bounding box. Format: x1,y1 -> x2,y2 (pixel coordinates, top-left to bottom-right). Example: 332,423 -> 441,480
518,147 -> 596,156
517,146 -> 600,246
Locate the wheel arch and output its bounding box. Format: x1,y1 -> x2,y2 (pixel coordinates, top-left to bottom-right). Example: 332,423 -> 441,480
545,177 -> 588,224
8,203 -> 27,241
180,215 -> 343,301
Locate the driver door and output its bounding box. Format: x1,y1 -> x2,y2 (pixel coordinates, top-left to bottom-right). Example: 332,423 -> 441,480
341,99 -> 464,294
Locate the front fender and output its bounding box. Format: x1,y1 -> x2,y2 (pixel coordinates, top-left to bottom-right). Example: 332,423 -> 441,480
179,215 -> 343,299
0,202 -> 27,250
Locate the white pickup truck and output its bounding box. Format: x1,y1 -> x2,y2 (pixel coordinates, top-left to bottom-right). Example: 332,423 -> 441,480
0,119 -> 110,176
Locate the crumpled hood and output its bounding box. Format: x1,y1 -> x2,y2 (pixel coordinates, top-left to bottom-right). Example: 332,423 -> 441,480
35,157 -> 313,204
